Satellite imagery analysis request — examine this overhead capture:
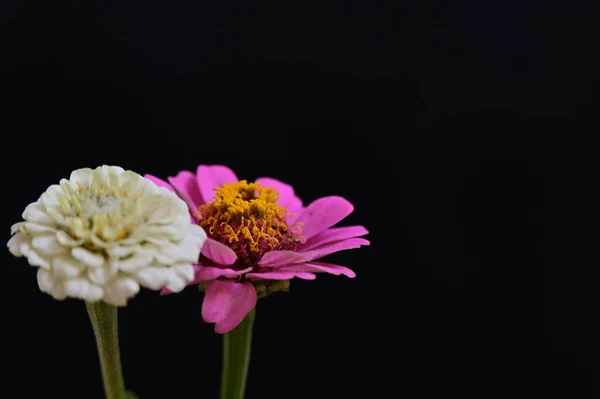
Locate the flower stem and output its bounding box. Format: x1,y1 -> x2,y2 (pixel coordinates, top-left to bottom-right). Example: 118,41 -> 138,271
86,301 -> 127,399
220,309 -> 256,399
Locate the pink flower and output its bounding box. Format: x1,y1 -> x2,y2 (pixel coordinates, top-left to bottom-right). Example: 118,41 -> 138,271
145,165 -> 369,333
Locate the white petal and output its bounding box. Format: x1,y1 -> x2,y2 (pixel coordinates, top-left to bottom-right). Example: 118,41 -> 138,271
10,222 -> 24,235
69,168 -> 94,187
23,222 -> 56,234
117,235 -> 143,246
154,241 -> 181,264
40,184 -> 63,208
50,287 -> 68,300
165,274 -> 186,293
107,171 -> 120,189
134,267 -> 171,290
119,170 -> 142,187
36,269 -> 53,292
32,234 -> 65,257
56,230 -> 84,247
189,224 -> 208,241
171,213 -> 192,229
87,262 -> 118,285
7,233 -> 28,257
143,236 -> 169,247
145,225 -> 185,239
120,179 -> 138,198
37,269 -> 67,300
26,249 -> 51,269
59,178 -> 77,193
146,205 -> 177,225
63,278 -> 103,301
19,239 -> 32,256
117,250 -> 154,272
89,234 -> 114,248
172,234 -> 204,263
101,165 -> 125,176
156,186 -> 178,198
22,202 -> 55,225
105,244 -> 138,259
173,263 -> 195,282
137,179 -> 159,196
91,168 -> 104,185
52,254 -> 85,277
71,247 -> 105,267
139,194 -> 167,214
103,277 -> 140,307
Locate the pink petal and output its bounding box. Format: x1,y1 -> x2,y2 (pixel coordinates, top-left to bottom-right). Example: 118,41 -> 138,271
201,238 -> 238,266
144,174 -> 175,193
196,165 -> 239,204
159,264 -> 251,295
257,250 -> 311,267
245,271 -> 316,280
300,237 -> 370,261
285,206 -> 303,226
281,261 -> 356,278
202,280 -> 257,334
191,265 -> 252,284
298,225 -> 369,251
255,177 -> 303,215
298,196 -> 354,239
168,171 -> 204,211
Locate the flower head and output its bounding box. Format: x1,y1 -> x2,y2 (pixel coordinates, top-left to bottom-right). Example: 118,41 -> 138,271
146,165 -> 369,333
8,165 -> 207,306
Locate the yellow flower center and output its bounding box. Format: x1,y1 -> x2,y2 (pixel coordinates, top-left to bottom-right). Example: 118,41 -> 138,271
195,180 -> 303,267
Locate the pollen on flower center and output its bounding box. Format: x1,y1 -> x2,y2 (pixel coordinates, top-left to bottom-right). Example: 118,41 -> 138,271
195,180 -> 302,266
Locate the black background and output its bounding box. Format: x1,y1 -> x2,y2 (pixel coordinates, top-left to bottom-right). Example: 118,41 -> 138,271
1,1 -> 598,398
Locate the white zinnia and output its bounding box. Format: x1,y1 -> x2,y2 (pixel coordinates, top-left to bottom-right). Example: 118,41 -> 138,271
7,165 -> 207,306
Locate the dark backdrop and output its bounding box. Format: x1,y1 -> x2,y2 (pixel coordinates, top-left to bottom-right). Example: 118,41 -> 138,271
1,1 -> 597,398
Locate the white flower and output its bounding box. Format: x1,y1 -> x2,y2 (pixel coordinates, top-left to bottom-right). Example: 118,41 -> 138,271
7,165 -> 207,306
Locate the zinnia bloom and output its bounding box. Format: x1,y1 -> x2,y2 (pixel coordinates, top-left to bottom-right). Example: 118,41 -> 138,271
146,165 -> 369,333
8,165 -> 207,306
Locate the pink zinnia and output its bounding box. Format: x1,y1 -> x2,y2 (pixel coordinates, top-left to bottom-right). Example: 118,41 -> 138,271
145,165 -> 369,333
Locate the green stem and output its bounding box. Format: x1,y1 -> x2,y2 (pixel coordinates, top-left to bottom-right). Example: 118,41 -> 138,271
220,308 -> 256,399
86,301 -> 127,399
